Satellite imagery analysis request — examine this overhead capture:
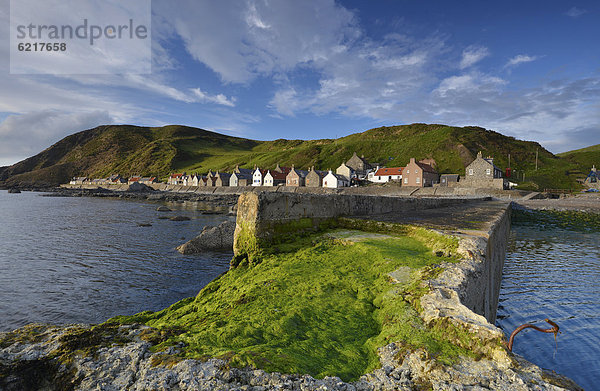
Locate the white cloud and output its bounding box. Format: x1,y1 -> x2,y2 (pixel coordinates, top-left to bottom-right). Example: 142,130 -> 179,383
566,7 -> 587,18
505,54 -> 538,68
191,88 -> 236,107
0,110 -> 112,165
459,46 -> 490,69
153,0 -> 359,83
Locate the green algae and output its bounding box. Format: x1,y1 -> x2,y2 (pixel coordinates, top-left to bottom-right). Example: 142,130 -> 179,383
109,227 -> 473,381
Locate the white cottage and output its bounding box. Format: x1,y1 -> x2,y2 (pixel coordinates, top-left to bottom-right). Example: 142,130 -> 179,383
252,168 -> 267,186
323,170 -> 350,188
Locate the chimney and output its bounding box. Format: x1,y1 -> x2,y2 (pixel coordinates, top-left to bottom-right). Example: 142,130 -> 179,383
410,157 -> 415,164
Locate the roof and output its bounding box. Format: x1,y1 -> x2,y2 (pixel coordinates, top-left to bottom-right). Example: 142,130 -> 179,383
416,162 -> 437,174
325,172 -> 348,181
217,172 -> 232,179
266,170 -> 287,180
440,174 -> 459,179
232,172 -> 253,180
288,168 -> 309,178
170,173 -> 183,178
374,167 -> 403,176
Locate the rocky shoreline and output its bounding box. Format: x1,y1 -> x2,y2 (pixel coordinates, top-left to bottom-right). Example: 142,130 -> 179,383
0,322 -> 581,391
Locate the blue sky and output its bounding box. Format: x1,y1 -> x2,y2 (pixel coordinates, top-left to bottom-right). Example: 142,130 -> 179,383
1,0 -> 599,166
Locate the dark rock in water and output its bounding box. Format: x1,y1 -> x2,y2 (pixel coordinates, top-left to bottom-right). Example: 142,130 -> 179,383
138,223 -> 152,227
127,182 -> 153,192
170,216 -> 191,221
156,206 -> 172,212
7,188 -> 21,193
177,220 -> 235,253
157,216 -> 170,220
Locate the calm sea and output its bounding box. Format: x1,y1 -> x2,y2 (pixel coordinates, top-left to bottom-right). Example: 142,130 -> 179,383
0,190 -> 232,332
496,212 -> 600,390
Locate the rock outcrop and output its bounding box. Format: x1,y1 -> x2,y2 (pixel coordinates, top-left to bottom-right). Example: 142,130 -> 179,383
0,323 -> 581,391
177,220 -> 235,254
126,182 -> 154,192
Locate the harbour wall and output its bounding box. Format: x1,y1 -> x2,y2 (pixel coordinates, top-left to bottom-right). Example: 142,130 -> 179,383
233,191 -> 511,325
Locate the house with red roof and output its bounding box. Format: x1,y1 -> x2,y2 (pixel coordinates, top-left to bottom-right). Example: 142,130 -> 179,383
368,167 -> 403,183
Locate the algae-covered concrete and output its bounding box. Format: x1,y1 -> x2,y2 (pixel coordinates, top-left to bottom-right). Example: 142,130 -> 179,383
233,191 -> 488,257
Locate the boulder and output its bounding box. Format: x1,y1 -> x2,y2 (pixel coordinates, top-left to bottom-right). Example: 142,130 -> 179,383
156,206 -> 172,212
177,220 -> 235,254
170,216 -> 191,221
7,188 -> 21,193
127,182 -> 153,192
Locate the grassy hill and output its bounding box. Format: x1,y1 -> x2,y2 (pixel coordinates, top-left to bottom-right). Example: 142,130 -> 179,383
557,144 -> 600,181
0,123 -> 596,190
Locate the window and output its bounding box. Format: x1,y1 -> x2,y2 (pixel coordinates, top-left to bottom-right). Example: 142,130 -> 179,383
404,178 -> 408,184
416,177 -> 420,184
486,168 -> 491,175
406,169 -> 409,173
469,169 -> 473,175
389,176 -> 391,180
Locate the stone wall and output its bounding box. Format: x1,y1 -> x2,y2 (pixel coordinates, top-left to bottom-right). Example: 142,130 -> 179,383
233,191 -> 511,325
233,192 -> 486,257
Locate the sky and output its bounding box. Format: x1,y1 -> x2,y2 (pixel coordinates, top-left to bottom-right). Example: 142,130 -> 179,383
0,0 -> 599,166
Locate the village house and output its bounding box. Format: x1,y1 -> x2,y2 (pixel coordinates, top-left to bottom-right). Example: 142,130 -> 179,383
305,167 -> 327,187
128,176 -> 142,185
69,177 -> 88,185
273,164 -> 291,175
368,167 -> 402,183
230,171 -> 252,187
252,168 -> 267,186
336,163 -> 355,182
138,177 -> 158,185
167,173 -> 184,185
215,172 -> 231,187
286,166 -> 308,187
323,170 -> 350,188
107,174 -> 126,184
462,151 -> 506,189
345,152 -> 372,179
403,158 -> 438,187
263,170 -> 287,186
198,176 -> 209,187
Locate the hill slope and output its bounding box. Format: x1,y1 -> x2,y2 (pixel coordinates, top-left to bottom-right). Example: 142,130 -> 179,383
0,123 -> 591,190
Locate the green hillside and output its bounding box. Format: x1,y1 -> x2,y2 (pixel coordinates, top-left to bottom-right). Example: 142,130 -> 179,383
557,144 -> 600,181
0,123 -> 595,190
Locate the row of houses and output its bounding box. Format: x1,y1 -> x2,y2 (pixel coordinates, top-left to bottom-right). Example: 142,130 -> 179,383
71,151 -> 508,190
70,174 -> 159,186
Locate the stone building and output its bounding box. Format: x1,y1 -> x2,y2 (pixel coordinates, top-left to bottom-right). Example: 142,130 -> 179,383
403,158 -> 438,187
346,152 -> 372,178
462,151 -> 506,189
230,171 -> 252,187
305,167 -> 327,187
215,172 -> 231,187
286,166 -> 308,187
439,174 -> 460,187
336,163 -> 354,181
